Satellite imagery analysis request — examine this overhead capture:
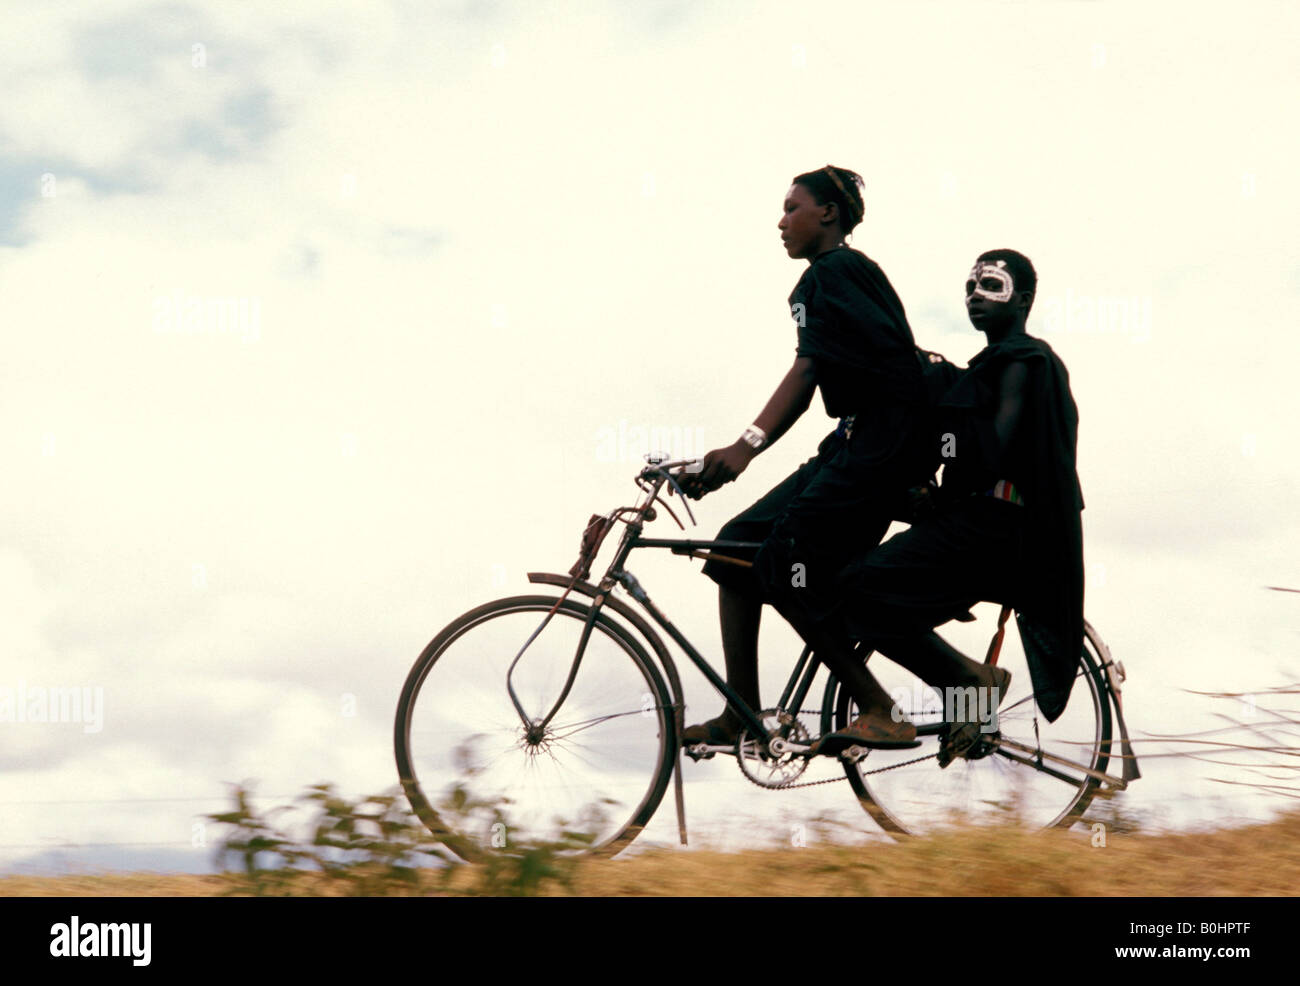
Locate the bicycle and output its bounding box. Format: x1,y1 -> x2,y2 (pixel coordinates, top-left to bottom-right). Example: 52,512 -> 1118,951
394,455 -> 1140,861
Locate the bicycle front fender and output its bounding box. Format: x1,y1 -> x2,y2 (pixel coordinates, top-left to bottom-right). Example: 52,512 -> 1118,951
526,573 -> 686,715
528,571 -> 691,845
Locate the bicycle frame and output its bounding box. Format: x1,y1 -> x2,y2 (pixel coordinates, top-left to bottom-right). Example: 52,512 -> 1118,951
547,460 -> 813,744
522,458 -> 1139,842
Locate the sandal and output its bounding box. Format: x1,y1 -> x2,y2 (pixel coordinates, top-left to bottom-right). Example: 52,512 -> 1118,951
939,666 -> 1012,767
680,716 -> 741,747
810,711 -> 921,756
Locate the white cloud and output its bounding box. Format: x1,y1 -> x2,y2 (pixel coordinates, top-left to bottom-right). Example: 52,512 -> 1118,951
0,0 -> 1296,870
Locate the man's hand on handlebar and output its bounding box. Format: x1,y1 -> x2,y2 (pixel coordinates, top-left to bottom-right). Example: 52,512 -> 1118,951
674,441 -> 756,499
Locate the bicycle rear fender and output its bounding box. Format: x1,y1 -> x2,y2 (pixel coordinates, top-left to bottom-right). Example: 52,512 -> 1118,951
528,571 -> 691,844
1084,619 -> 1141,783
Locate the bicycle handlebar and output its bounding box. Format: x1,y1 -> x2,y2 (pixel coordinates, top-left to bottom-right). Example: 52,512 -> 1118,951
637,457 -> 702,480
570,457 -> 705,580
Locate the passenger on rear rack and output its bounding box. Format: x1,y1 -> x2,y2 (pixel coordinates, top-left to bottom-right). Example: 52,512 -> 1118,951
812,248 -> 1087,759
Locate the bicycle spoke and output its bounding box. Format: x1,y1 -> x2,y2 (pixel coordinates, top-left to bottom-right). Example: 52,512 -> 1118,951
395,598 -> 672,858
548,707 -> 659,741
837,627 -> 1113,835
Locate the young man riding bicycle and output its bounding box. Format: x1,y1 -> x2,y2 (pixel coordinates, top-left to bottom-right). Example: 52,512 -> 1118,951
677,166 -> 934,748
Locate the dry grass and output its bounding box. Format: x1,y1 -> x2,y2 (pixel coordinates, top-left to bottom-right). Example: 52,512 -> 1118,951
3,811 -> 1297,897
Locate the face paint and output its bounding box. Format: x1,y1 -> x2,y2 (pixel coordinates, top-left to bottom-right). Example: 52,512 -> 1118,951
965,260 -> 1015,303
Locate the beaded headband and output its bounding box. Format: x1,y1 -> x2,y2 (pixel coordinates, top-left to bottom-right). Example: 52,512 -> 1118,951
821,165 -> 864,225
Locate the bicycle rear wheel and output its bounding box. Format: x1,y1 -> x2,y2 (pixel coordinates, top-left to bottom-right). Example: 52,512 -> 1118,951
395,595 -> 676,862
827,624 -> 1112,836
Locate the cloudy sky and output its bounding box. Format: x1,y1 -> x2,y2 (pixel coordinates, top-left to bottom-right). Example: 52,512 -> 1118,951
1,0 -> 1296,873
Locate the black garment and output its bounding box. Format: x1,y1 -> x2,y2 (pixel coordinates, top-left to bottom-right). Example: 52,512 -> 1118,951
839,332 -> 1084,723
702,409 -> 931,624
791,247 -> 924,416
702,247 -> 929,625
840,496 -> 1024,636
939,333 -> 1084,722
701,430 -> 887,598
914,348 -> 964,479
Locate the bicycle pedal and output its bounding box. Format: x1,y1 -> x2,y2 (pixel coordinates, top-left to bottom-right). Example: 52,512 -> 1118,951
684,742 -> 735,761
839,744 -> 869,763
684,743 -> 715,761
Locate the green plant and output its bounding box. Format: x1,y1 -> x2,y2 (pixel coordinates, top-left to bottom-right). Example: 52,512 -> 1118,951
204,776 -> 611,897
205,783 -> 316,896
299,784 -> 456,895
438,780 -> 613,896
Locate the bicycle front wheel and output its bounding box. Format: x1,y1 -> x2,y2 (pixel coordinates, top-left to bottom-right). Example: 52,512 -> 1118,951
828,625 -> 1112,836
395,595 -> 676,862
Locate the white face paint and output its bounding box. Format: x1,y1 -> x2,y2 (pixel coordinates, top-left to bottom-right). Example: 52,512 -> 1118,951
966,260 -> 1015,302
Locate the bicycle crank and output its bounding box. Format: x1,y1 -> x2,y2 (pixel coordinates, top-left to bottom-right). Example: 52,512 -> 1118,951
736,710 -> 812,789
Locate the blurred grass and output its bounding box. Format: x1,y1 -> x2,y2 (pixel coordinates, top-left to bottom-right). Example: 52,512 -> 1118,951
3,808 -> 1297,896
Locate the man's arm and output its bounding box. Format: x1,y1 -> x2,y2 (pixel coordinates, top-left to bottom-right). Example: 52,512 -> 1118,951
680,356 -> 817,497
754,355 -> 818,445
992,360 -> 1029,466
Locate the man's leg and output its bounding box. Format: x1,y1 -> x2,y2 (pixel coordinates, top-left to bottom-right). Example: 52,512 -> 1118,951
837,498 -> 1025,729
769,604 -> 920,752
710,583 -> 904,731
713,584 -> 763,730
786,612 -> 897,718
741,435 -> 918,746
876,631 -> 1000,692
679,585 -> 765,742
686,451 -> 829,743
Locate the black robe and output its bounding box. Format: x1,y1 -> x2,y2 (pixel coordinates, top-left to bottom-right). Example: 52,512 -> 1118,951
790,247 -> 924,416
940,333 -> 1085,722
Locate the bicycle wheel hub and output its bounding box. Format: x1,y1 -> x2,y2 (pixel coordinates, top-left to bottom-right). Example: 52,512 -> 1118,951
394,596 -> 678,860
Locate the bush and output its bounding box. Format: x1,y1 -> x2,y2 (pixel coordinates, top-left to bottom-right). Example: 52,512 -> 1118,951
205,781 -> 605,897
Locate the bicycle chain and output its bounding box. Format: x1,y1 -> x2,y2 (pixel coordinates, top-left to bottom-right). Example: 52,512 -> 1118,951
734,710 -> 941,790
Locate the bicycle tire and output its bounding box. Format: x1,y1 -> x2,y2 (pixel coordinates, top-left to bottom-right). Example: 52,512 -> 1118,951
824,625 -> 1113,837
394,595 -> 677,862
